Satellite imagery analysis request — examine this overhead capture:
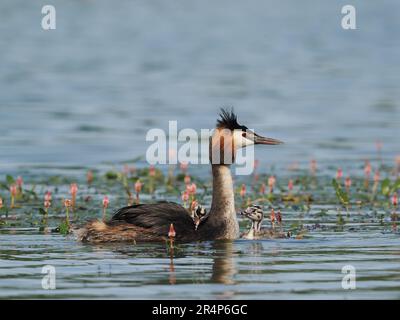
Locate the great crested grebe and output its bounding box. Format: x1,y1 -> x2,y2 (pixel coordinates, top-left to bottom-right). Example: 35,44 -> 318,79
77,109 -> 283,243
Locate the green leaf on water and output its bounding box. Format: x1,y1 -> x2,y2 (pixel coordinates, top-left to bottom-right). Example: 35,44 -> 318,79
105,171 -> 119,180
381,178 -> 400,196
0,183 -> 9,190
24,189 -> 38,200
6,175 -> 15,185
332,179 -> 349,206
381,178 -> 391,196
391,178 -> 400,193
58,221 -> 69,235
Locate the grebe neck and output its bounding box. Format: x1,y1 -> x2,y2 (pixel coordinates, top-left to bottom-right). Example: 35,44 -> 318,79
207,164 -> 239,239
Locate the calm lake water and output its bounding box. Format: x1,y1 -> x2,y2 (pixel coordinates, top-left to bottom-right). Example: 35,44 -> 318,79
0,1 -> 399,299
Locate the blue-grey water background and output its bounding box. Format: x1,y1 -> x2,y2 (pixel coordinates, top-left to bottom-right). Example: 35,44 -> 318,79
0,0 -> 399,299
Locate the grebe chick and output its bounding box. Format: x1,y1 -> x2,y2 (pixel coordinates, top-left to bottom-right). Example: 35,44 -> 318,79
240,205 -> 263,232
241,205 -> 287,240
191,204 -> 209,230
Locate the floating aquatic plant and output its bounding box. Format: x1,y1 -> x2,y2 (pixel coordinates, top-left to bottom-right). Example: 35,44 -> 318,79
186,183 -> 197,204
259,183 -> 266,195
336,168 -> 343,181
332,179 -> 349,207
240,184 -> 246,198
1,153 -> 399,238
70,183 -> 78,209
381,178 -> 400,197
168,223 -> 176,250
364,160 -> 372,189
270,208 -> 276,229
392,193 -> 398,208
181,190 -> 189,209
102,196 -> 109,221
134,179 -> 142,204
9,184 -> 17,209
345,177 -> 352,194
44,191 -> 51,217
64,199 -> 71,228
16,176 -> 23,197
288,179 -> 294,194
268,176 -> 276,193
184,174 -> 191,185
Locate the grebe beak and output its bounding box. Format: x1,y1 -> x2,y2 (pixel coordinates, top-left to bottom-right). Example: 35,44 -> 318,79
253,133 -> 283,145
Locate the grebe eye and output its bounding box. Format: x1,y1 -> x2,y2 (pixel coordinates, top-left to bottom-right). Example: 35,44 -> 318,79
242,132 -> 246,137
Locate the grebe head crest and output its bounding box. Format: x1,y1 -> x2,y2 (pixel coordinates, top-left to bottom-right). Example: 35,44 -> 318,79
210,108 -> 283,164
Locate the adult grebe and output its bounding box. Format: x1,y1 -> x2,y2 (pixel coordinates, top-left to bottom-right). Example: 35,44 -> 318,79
77,109 -> 283,243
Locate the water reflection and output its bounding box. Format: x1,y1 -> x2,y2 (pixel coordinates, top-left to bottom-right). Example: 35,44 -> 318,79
211,241 -> 237,285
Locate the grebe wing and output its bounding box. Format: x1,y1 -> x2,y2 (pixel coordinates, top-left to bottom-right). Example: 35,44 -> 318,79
109,201 -> 196,239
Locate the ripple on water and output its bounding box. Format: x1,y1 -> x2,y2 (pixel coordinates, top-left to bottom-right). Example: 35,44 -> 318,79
0,229 -> 399,299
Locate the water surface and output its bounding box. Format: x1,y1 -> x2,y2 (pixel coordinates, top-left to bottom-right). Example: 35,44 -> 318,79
0,0 -> 399,299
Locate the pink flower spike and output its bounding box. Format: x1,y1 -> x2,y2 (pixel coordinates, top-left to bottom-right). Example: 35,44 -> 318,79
186,183 -> 197,196
268,176 -> 276,187
288,179 -> 294,192
135,180 -> 142,193
240,184 -> 246,198
44,191 -> 52,202
374,170 -> 380,183
16,176 -> 23,188
191,200 -> 198,211
102,196 -> 109,209
345,177 -> 352,189
10,185 -> 17,197
268,176 -> 276,193
364,161 -> 371,177
0,197 -> 3,209
336,168 -> 343,180
184,174 -> 191,185
64,199 -> 72,208
260,183 -> 266,195
191,183 -> 197,195
181,191 -> 189,202
168,223 -> 176,238
276,209 -> 282,224
149,165 -> 156,177
392,194 -> 398,207
70,183 -> 78,196
270,209 -> 276,223
44,200 -> 51,209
